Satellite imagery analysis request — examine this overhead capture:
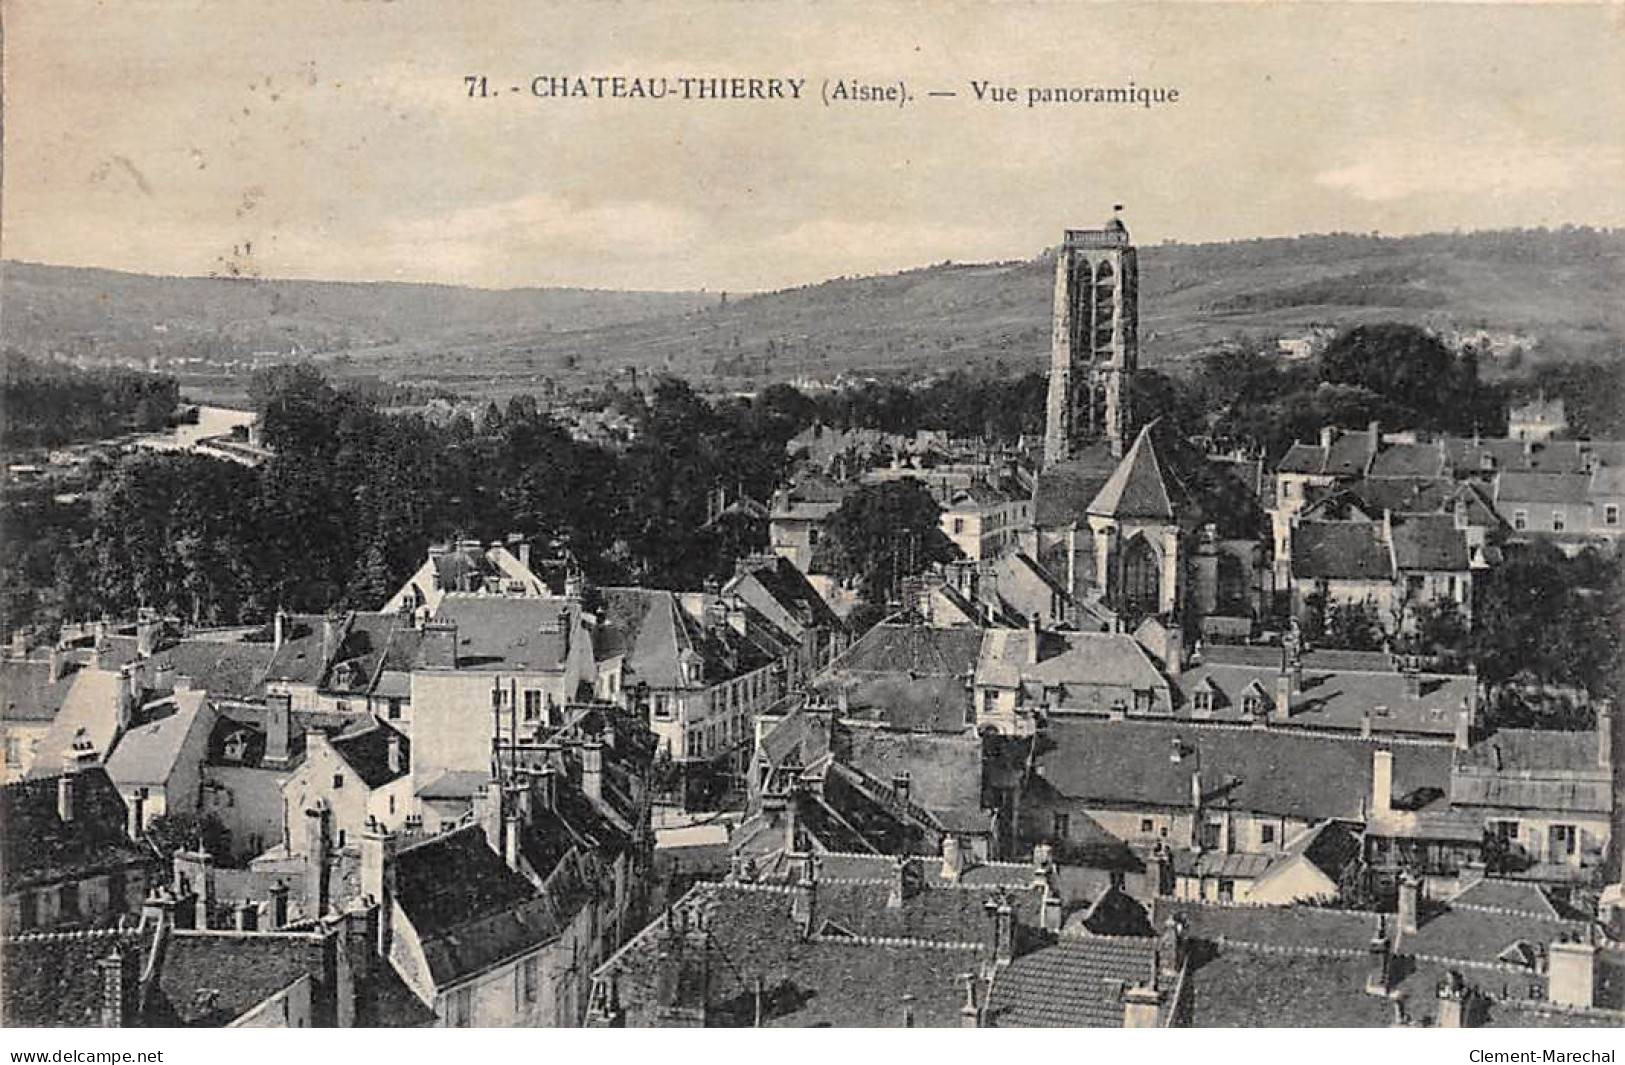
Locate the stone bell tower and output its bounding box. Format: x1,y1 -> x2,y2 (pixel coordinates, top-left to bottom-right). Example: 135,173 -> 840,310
1043,210 -> 1139,467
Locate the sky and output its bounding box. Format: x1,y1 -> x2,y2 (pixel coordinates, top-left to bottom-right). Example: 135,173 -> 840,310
4,1 -> 1623,292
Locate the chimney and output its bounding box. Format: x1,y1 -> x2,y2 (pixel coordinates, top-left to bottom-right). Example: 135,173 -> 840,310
900,994 -> 916,1029
48,647 -> 65,683
986,895 -> 1014,967
1368,420 -> 1381,451
1319,426 -> 1334,450
173,674 -> 193,693
420,619 -> 458,669
386,732 -> 403,776
341,902 -> 380,1021
958,974 -> 980,1029
1548,937 -> 1598,1009
1371,749 -> 1393,819
1436,970 -> 1469,1028
941,835 -> 965,883
97,949 -> 128,1028
472,781 -> 504,855
503,806 -> 522,872
891,770 -> 911,805
582,741 -> 604,804
783,785 -> 799,853
274,608 -> 288,651
136,613 -> 160,658
534,764 -> 557,813
1360,710 -> 1373,739
1159,915 -> 1188,979
1598,701 -> 1613,769
1041,888 -> 1063,932
173,849 -> 215,930
517,540 -> 532,569
792,858 -> 816,938
304,801 -> 331,920
126,790 -> 146,840
1273,671 -> 1292,721
269,882 -> 290,929
1455,709 -> 1472,751
1026,616 -> 1040,666
359,823 -> 395,958
835,685 -> 850,715
1165,624 -> 1184,679
887,856 -> 911,910
264,694 -> 292,767
57,772 -> 75,822
1122,985 -> 1162,1028
1403,664 -> 1421,698
1147,842 -> 1172,898
233,899 -> 257,932
1365,922 -> 1393,996
1397,872 -> 1420,936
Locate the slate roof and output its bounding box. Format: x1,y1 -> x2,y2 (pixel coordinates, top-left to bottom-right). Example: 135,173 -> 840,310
1495,472 -> 1592,506
842,727 -> 983,815
103,691 -> 210,786
1390,513 -> 1471,571
1398,902 -> 1587,969
27,666 -> 129,777
1448,877 -> 1564,918
822,673 -> 970,733
263,614 -> 346,686
600,588 -> 773,690
1035,718 -> 1453,822
0,657 -> 80,723
984,935 -> 1157,1027
1276,820 -> 1363,882
1184,946 -> 1392,1027
827,622 -> 983,679
392,825 -> 557,988
0,926 -> 152,1026
327,716 -> 409,788
148,639 -> 276,700
1,768 -> 154,893
1368,442 -> 1449,478
431,595 -> 573,672
1172,661 -> 1476,737
1450,729 -> 1611,815
149,931 -> 326,1026
1290,520 -> 1392,581
725,554 -> 841,636
1000,630 -> 1169,694
595,879 -> 999,1027
1457,729 -> 1604,774
1033,442 -> 1120,527
1089,425 -> 1175,520
1150,898 -> 1382,954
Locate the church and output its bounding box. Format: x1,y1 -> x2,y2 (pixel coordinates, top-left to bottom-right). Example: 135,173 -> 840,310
1024,216 -> 1269,635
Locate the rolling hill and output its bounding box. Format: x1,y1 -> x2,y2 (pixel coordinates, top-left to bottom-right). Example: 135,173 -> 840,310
5,227 -> 1622,402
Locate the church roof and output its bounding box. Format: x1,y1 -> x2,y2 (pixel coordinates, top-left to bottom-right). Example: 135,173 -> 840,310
1088,423 -> 1175,520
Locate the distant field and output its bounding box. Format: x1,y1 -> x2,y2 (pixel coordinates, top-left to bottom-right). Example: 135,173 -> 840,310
5,227 -> 1622,402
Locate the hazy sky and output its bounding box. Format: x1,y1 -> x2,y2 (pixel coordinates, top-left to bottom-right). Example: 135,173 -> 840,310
4,1 -> 1623,291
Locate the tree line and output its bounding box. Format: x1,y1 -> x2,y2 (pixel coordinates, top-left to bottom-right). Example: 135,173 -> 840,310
1,354 -> 179,450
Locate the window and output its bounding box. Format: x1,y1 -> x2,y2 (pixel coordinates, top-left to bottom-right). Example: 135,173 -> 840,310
446,987 -> 473,1027
3,736 -> 19,766
1514,510 -> 1528,531
523,690 -> 543,721
1133,689 -> 1152,714
1052,813 -> 1071,840
388,795 -> 396,816
1489,820 -> 1518,842
1260,824 -> 1276,845
519,956 -> 539,1005
1201,821 -> 1222,850
59,882 -> 80,920
387,698 -> 402,720
1140,818 -> 1154,834
332,773 -> 344,790
1549,824 -> 1577,859
1193,690 -> 1213,715
953,518 -> 965,535
1218,879 -> 1235,902
1552,511 -> 1566,533
337,829 -> 347,847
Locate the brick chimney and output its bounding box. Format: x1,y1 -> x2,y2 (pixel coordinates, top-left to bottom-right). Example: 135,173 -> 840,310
97,948 -> 130,1028
358,821 -> 395,958
419,619 -> 458,669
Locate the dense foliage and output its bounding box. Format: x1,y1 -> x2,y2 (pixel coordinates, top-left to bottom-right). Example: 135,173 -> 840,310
1,355 -> 179,450
814,480 -> 960,604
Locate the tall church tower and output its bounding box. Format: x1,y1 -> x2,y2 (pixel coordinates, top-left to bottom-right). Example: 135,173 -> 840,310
1043,212 -> 1139,466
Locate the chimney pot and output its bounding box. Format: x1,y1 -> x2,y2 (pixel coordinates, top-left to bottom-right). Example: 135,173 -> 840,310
57,772 -> 75,823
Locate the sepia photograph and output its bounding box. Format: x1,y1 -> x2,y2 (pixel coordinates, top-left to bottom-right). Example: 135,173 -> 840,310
1,0 -> 1623,1038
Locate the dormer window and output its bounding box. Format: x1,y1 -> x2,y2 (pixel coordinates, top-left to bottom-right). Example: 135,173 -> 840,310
1193,689 -> 1213,716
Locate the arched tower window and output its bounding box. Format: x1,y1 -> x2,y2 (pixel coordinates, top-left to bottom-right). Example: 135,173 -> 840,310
1121,534 -> 1161,617
1092,261 -> 1115,359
